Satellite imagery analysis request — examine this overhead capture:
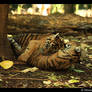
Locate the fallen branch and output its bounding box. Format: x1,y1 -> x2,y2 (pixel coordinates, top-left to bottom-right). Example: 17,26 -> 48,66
1,77 -> 48,81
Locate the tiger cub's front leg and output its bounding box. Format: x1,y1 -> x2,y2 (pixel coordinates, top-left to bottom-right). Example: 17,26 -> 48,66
17,40 -> 40,62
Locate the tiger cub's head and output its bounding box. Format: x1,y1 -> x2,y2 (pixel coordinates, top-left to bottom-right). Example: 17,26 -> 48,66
40,33 -> 65,55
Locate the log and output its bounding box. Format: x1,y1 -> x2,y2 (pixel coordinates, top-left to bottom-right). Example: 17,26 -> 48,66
7,13 -> 92,35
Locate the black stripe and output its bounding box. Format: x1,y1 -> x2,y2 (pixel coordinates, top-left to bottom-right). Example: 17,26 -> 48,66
22,34 -> 31,47
21,34 -> 29,47
21,34 -> 28,47
23,33 -> 32,47
30,34 -> 34,40
46,56 -> 50,69
18,34 -> 25,45
50,59 -> 56,69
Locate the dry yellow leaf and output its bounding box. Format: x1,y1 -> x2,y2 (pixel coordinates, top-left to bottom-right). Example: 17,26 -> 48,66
0,60 -> 14,69
43,80 -> 51,85
68,79 -> 80,84
20,67 -> 39,73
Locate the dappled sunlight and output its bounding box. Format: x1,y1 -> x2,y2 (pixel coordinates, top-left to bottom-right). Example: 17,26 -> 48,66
75,9 -> 92,17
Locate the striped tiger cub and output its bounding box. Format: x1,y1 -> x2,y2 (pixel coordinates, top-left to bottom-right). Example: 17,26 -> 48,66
8,33 -> 51,57
17,33 -> 81,70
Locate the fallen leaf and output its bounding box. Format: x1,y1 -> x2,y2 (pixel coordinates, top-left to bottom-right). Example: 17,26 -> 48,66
70,76 -> 80,80
70,66 -> 85,73
70,76 -> 74,79
68,79 -> 80,84
22,83 -> 28,88
0,79 -> 2,81
74,77 -> 80,80
89,55 -> 92,59
86,63 -> 92,67
53,82 -> 63,87
85,80 -> 92,87
30,67 -> 39,72
47,73 -> 57,81
20,68 -> 31,73
64,82 -> 71,88
78,83 -> 87,87
0,60 -> 14,69
73,69 -> 84,73
43,80 -> 51,85
20,67 -> 39,73
7,35 -> 13,37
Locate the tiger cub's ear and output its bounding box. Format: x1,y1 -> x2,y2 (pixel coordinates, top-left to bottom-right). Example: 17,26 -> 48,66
54,33 -> 60,38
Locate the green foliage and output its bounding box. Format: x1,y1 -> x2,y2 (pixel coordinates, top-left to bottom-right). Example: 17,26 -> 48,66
87,4 -> 91,9
51,4 -> 64,14
9,4 -> 32,12
73,69 -> 85,73
22,4 -> 32,9
69,66 -> 85,73
9,4 -> 18,11
47,73 -> 58,81
79,4 -> 92,9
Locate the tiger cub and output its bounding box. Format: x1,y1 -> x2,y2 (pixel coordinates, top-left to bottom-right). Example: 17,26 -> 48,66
18,33 -> 80,70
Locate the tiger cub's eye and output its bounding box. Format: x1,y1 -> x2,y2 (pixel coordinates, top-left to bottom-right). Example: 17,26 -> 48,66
65,44 -> 71,49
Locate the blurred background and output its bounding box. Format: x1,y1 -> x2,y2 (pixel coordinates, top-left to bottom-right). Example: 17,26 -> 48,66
9,4 -> 92,17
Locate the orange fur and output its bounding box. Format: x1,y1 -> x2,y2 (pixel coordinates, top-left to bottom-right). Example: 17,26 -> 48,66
18,34 -> 80,70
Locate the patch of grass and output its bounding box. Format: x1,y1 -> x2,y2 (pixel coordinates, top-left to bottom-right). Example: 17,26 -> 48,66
47,73 -> 58,81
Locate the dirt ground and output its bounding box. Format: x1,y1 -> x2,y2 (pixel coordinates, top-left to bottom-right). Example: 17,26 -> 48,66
0,35 -> 92,88
0,61 -> 92,88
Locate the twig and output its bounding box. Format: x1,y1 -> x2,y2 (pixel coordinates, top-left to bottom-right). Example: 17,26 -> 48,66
14,62 -> 26,65
1,77 -> 48,81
